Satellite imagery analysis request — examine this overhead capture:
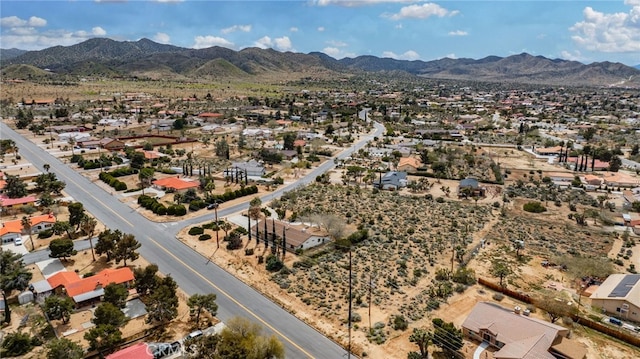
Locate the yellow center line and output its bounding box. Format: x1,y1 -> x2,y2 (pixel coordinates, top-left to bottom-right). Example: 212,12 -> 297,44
25,146 -> 134,227
146,236 -> 316,359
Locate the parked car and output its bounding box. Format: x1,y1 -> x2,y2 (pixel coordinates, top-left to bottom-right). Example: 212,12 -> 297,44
14,237 -> 23,246
609,317 -> 623,326
185,330 -> 203,340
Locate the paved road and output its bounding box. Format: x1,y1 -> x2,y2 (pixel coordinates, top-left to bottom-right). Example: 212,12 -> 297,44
22,239 -> 93,265
2,121 -> 383,358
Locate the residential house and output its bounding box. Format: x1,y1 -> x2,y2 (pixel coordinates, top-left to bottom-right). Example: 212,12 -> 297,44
250,219 -> 331,252
566,157 -> 609,171
457,177 -> 486,198
397,157 -> 421,173
590,274 -> 640,323
0,220 -> 22,244
79,137 -> 125,151
152,177 -> 199,193
373,171 -> 408,190
106,343 -> 153,359
226,160 -> 265,178
602,172 -> 640,188
0,194 -> 37,211
462,302 -> 586,359
47,267 -> 135,307
535,146 -> 563,156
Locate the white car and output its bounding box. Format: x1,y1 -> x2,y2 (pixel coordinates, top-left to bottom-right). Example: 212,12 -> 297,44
14,237 -> 23,246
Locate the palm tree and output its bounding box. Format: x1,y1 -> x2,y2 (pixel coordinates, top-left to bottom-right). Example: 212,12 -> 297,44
80,215 -> 98,261
43,163 -> 51,173
21,216 -> 34,251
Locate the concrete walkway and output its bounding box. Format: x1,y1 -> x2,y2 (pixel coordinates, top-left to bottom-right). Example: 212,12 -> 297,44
473,341 -> 490,359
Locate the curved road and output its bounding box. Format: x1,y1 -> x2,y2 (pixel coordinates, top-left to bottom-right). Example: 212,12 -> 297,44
2,121 -> 384,358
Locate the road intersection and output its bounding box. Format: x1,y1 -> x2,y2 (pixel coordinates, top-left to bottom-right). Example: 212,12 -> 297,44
2,121 -> 384,358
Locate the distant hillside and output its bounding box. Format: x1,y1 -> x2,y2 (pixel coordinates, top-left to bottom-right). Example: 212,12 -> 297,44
636,64 -> 640,70
3,38 -> 640,88
0,48 -> 28,61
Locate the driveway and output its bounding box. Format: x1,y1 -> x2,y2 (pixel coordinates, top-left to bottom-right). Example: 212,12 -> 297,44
1,241 -> 29,256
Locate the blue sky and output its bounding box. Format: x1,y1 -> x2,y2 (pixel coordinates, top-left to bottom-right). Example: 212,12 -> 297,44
1,1 -> 639,66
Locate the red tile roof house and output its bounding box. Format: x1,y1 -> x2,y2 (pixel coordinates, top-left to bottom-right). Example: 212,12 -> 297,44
46,267 -> 135,307
0,213 -> 56,244
152,177 -> 199,193
106,342 -> 153,359
462,302 -> 586,359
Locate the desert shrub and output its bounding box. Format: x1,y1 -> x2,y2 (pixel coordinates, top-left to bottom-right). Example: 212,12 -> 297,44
523,201 -> 547,213
226,234 -> 243,250
1,331 -> 33,357
245,248 -> 254,256
265,254 -> 284,272
38,229 -> 53,239
392,315 -> 408,331
492,293 -> 505,301
198,234 -> 212,241
189,227 -> 204,236
173,205 -> 187,216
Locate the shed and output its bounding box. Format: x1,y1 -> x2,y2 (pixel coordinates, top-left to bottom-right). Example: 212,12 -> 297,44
18,291 -> 34,304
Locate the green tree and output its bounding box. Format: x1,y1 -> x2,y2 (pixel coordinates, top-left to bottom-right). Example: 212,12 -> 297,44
282,132 -> 296,150
632,201 -> 640,213
215,139 -> 230,159
4,174 -> 27,198
46,338 -> 84,359
183,334 -> 220,359
608,155 -> 622,172
490,259 -> 512,288
96,229 -> 121,261
1,331 -> 33,357
133,264 -> 158,296
67,202 -> 85,232
0,249 -> 33,323
49,238 -> 77,261
93,302 -> 126,327
130,152 -> 146,169
34,172 -> 65,195
113,233 -> 140,266
216,316 -> 285,359
187,293 -> 218,327
80,215 -> 98,261
52,221 -> 72,239
43,295 -> 74,324
408,327 -> 432,359
138,167 -> 155,195
431,318 -> 463,354
84,324 -> 122,353
103,283 -> 129,309
146,276 -> 178,325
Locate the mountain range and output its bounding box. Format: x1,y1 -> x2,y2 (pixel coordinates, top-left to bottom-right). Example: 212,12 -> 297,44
2,38 -> 639,88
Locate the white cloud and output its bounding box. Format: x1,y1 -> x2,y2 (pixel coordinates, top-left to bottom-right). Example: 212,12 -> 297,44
317,26 -> 325,32
254,36 -> 293,51
326,40 -> 347,47
1,15 -> 47,28
290,27 -> 299,32
221,24 -> 252,34
448,30 -> 467,36
560,50 -> 585,62
274,36 -> 292,51
193,35 -> 234,49
443,53 -> 457,59
322,46 -> 355,59
382,50 -> 420,60
387,3 -> 458,20
323,47 -> 341,57
92,27 -> 106,36
255,36 -> 272,49
570,2 -> 640,52
395,23 -> 403,29
153,32 -> 171,44
314,0 -> 414,7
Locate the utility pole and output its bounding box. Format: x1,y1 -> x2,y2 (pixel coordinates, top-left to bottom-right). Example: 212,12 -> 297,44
347,248 -> 352,359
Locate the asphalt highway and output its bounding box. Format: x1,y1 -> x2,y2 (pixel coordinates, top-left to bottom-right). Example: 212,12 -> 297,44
2,121 -> 384,358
